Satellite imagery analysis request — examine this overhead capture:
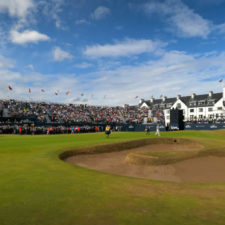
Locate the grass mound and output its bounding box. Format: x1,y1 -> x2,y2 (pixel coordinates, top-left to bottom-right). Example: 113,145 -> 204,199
59,137 -> 194,161
125,150 -> 200,165
125,145 -> 225,166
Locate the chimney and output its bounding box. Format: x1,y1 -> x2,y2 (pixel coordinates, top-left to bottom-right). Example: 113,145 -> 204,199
209,91 -> 213,97
191,93 -> 196,99
162,96 -> 167,102
177,94 -> 181,100
150,97 -> 154,103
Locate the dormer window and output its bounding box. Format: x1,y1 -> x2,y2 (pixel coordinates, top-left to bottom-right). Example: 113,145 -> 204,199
189,101 -> 197,106
207,100 -> 215,106
198,100 -> 205,106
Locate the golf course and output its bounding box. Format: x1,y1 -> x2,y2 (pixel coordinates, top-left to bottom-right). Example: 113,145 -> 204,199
1,130 -> 225,225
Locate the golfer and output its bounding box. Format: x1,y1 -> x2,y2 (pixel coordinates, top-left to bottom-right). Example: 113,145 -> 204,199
105,125 -> 111,138
155,124 -> 160,136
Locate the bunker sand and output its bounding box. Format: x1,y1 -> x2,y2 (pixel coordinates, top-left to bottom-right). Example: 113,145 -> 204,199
66,142 -> 225,182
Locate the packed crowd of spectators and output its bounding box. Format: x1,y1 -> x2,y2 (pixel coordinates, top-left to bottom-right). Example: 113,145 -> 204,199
0,124 -> 103,135
0,99 -> 149,125
150,107 -> 165,122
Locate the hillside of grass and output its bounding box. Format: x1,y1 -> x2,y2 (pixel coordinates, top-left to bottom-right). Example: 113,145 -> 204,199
0,131 -> 225,225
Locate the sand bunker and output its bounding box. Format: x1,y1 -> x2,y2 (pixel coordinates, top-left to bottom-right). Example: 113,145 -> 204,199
64,139 -> 225,183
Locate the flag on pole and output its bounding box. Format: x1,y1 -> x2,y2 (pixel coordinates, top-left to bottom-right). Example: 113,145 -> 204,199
29,88 -> 31,93
55,92 -> 58,96
41,89 -> 45,92
66,91 -> 70,95
219,79 -> 223,83
8,85 -> 13,91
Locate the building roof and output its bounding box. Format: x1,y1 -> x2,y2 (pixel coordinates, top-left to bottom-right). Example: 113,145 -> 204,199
140,92 -> 223,109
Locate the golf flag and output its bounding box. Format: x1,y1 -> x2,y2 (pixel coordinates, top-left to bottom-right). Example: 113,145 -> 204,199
8,85 -> 13,91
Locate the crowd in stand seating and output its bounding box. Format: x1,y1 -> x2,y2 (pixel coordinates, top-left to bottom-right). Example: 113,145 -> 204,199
0,99 -> 149,124
150,106 -> 165,122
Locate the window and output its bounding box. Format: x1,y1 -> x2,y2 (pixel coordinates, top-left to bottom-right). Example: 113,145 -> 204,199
217,107 -> 222,110
177,103 -> 181,109
190,108 -> 194,113
190,115 -> 194,120
166,116 -> 170,119
166,110 -> 170,114
208,100 -> 215,106
189,101 -> 197,106
199,115 -> 203,119
199,108 -> 203,112
208,108 -> 213,112
198,101 -> 205,106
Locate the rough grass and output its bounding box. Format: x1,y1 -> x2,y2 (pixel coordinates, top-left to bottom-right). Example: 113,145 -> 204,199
1,131 -> 225,225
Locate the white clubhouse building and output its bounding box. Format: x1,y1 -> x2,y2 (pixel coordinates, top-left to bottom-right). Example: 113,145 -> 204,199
139,87 -> 225,125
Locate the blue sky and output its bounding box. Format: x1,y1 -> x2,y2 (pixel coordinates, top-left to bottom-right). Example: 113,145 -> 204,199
1,0 -> 225,105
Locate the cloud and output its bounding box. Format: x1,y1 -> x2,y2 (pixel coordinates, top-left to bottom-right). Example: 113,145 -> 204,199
0,0 -> 34,19
91,6 -> 110,20
74,62 -> 93,69
25,64 -> 34,70
0,54 -> 14,68
75,19 -> 90,25
143,0 -> 211,38
83,39 -> 166,58
10,29 -> 50,44
53,47 -> 73,61
83,50 -> 225,105
37,0 -> 66,29
1,50 -> 225,105
214,23 -> 225,34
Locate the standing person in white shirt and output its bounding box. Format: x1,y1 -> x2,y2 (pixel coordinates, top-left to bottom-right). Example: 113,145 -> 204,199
155,124 -> 160,136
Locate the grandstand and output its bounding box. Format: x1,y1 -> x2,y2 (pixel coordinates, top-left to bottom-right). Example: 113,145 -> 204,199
0,99 -> 149,125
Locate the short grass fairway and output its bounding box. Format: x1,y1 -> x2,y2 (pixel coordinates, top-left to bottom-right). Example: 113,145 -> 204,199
1,131 -> 225,225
